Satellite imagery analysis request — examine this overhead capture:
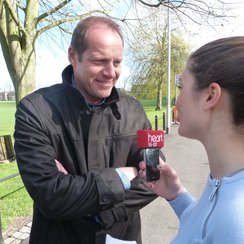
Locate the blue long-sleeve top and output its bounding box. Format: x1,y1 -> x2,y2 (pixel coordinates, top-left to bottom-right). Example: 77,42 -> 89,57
168,170 -> 244,243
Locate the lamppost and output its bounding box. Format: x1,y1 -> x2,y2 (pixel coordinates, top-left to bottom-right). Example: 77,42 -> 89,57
166,6 -> 171,134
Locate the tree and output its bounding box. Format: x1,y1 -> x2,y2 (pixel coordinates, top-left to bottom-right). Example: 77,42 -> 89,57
129,33 -> 188,110
128,8 -> 188,110
126,0 -> 233,110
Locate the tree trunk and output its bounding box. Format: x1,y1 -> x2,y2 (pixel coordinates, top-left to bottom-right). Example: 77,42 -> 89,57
13,38 -> 36,104
0,0 -> 38,105
155,80 -> 162,111
14,55 -> 36,104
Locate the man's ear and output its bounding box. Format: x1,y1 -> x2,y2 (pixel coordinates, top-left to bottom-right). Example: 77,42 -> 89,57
204,82 -> 222,109
68,47 -> 76,64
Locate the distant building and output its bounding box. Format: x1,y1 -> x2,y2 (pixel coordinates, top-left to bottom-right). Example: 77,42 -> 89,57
0,92 -> 7,100
0,91 -> 15,101
7,91 -> 15,100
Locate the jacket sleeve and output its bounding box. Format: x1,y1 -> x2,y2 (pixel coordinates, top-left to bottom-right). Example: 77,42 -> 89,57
98,155 -> 167,229
14,97 -> 125,220
98,177 -> 157,228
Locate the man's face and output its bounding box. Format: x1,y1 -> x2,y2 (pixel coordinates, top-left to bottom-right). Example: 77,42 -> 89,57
68,25 -> 123,104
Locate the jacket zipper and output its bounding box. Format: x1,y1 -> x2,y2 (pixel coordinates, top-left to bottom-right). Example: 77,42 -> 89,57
202,179 -> 221,238
208,179 -> 221,201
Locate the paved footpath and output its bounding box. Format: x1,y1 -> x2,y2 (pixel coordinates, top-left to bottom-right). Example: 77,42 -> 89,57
3,124 -> 209,244
3,222 -> 31,244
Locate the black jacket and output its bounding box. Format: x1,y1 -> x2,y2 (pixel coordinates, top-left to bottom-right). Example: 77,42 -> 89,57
14,65 -> 158,243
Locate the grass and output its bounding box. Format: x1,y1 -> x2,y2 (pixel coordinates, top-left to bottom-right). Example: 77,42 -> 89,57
0,163 -> 33,231
140,99 -> 166,130
0,101 -> 33,232
0,99 -> 166,232
0,101 -> 16,136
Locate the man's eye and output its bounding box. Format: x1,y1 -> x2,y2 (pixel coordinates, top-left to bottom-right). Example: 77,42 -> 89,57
93,60 -> 104,65
114,61 -> 121,67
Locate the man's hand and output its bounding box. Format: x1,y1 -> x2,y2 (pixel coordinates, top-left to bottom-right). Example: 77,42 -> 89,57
118,167 -> 138,181
55,159 -> 68,175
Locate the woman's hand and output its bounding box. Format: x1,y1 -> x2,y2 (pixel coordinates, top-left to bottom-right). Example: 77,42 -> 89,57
139,158 -> 184,201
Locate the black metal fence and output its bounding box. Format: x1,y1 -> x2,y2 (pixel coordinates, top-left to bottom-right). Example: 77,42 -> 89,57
154,112 -> 166,131
0,135 -> 15,161
0,172 -> 20,243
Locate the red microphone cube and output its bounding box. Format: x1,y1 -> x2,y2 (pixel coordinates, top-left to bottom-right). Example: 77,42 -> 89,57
137,130 -> 164,149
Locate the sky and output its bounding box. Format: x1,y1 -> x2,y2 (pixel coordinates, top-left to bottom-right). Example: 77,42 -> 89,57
1,0 -> 244,92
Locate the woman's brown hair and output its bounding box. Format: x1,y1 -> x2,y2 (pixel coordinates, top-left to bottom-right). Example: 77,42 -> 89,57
188,36 -> 244,126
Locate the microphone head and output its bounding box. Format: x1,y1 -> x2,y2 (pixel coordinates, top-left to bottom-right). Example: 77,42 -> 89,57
137,130 -> 164,149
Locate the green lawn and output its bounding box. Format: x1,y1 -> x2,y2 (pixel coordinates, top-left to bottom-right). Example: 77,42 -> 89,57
0,163 -> 33,231
140,99 -> 166,130
0,99 -> 166,232
0,101 -> 16,136
0,101 -> 33,231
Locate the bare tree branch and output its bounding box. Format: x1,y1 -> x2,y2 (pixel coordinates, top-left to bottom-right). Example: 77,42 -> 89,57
37,10 -> 108,37
36,0 -> 74,23
137,0 -> 162,8
3,0 -> 28,37
137,0 -> 232,20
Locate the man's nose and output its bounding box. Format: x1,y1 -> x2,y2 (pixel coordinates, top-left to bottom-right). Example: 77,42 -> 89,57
102,63 -> 116,78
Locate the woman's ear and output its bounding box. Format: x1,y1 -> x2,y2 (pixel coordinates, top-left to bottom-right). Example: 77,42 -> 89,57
204,82 -> 222,109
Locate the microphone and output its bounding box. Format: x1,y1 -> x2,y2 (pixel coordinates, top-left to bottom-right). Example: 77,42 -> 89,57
137,130 -> 164,149
137,130 -> 164,181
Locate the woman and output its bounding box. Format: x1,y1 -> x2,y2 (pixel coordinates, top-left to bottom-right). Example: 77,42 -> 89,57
139,36 -> 244,243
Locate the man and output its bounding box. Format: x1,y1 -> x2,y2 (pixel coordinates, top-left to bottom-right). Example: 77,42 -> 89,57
14,16 -> 161,244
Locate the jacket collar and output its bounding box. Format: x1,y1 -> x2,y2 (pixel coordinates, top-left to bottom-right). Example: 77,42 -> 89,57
61,65 -> 121,119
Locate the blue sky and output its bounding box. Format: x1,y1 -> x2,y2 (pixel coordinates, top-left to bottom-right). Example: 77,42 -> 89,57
1,0 -> 244,91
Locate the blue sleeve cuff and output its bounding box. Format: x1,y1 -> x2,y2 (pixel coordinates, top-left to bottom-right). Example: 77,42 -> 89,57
168,190 -> 195,219
115,168 -> 131,190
